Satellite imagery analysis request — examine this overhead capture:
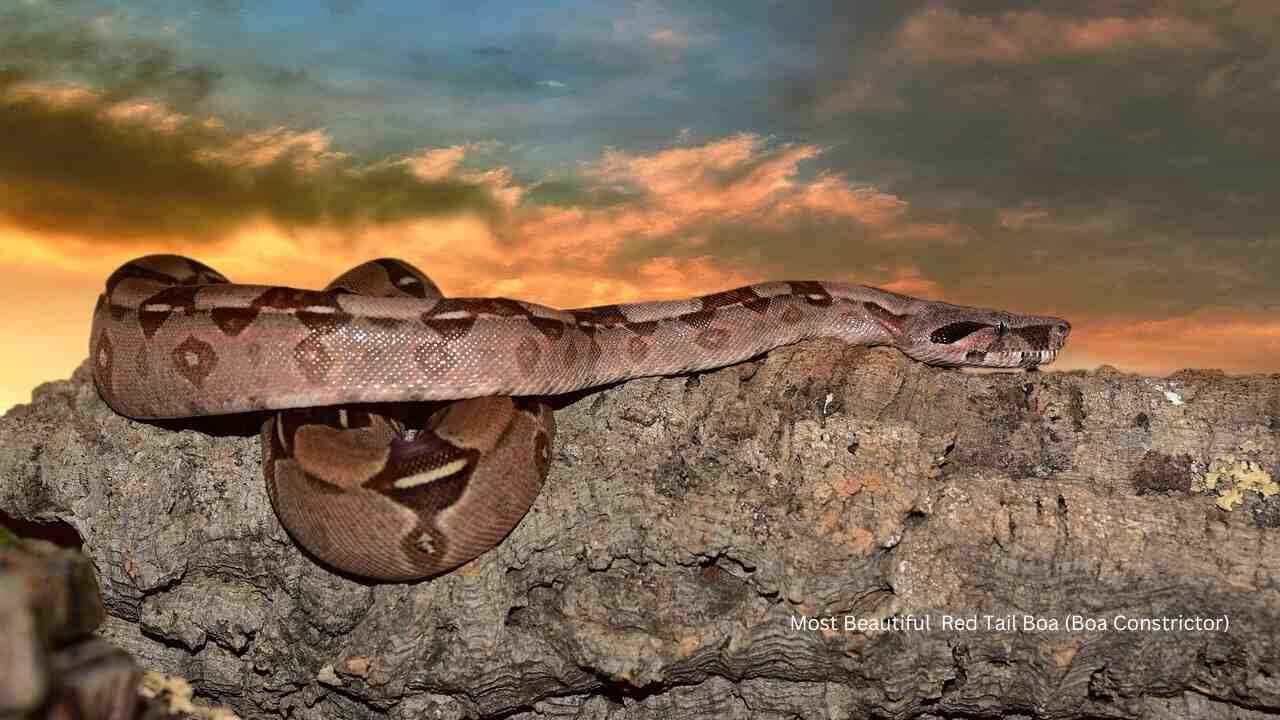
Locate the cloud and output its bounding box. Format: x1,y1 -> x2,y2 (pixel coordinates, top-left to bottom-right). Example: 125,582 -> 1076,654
895,5 -> 1223,65
815,78 -> 906,117
533,132 -> 954,257
2,110 -> 964,311
398,146 -> 467,181
771,0 -> 1280,300
588,133 -> 819,217
1073,309 -> 1280,375
0,77 -> 503,243
772,173 -> 907,226
194,127 -> 347,171
575,133 -> 955,243
1,4 -> 223,109
877,265 -> 943,298
495,132 -> 984,308
998,205 -> 1049,230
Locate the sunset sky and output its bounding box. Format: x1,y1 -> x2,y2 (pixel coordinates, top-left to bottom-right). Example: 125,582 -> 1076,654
3,1 -> 1278,413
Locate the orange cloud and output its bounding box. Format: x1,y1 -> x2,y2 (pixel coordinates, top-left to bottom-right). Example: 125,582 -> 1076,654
1066,309 -> 1280,376
589,133 -> 820,217
499,132 -> 971,309
195,127 -> 347,171
100,99 -> 192,134
896,6 -> 1222,65
999,205 -> 1050,230
400,146 -> 468,181
883,221 -> 975,245
0,79 -> 949,305
569,133 -> 933,243
772,172 -> 907,226
2,82 -> 98,108
878,266 -> 944,298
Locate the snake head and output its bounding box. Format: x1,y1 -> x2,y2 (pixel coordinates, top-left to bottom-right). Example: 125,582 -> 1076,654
864,299 -> 1071,369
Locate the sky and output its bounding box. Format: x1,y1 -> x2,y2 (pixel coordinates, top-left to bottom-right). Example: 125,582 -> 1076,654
2,0 -> 1279,413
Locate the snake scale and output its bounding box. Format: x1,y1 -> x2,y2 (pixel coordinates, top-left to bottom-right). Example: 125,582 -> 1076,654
90,255 -> 1070,580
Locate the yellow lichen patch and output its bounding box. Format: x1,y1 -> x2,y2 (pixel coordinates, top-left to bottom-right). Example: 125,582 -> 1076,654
455,556 -> 485,577
1049,640 -> 1080,668
140,671 -> 241,720
1200,456 -> 1278,511
675,633 -> 702,658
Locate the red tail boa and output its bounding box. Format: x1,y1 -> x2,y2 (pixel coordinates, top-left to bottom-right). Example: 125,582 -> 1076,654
90,255 -> 1070,580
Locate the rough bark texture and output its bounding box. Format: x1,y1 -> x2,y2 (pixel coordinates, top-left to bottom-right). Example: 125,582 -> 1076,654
1,340 -> 1278,720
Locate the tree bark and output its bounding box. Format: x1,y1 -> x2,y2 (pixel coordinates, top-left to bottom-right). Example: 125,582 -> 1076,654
1,340 -> 1277,719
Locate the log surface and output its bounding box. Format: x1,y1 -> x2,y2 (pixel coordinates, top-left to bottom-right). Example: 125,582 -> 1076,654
2,341 -> 1278,719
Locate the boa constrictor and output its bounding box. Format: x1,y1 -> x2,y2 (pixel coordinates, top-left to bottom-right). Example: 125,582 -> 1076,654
90,255 -> 1070,581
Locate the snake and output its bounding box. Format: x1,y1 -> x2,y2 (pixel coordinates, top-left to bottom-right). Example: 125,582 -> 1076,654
89,255 -> 1071,581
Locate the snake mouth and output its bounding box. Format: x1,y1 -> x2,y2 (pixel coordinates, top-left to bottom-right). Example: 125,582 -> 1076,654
989,349 -> 1059,368
957,348 -> 1060,368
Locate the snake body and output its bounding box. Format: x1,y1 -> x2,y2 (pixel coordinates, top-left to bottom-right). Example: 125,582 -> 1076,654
91,255 -> 1070,580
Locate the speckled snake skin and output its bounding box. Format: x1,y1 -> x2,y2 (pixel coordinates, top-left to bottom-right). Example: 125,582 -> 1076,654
90,255 -> 1071,580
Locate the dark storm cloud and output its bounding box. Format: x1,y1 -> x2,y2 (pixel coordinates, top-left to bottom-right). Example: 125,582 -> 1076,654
0,72 -> 498,242
0,2 -> 393,153
0,3 -> 223,109
657,0 -> 1280,316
